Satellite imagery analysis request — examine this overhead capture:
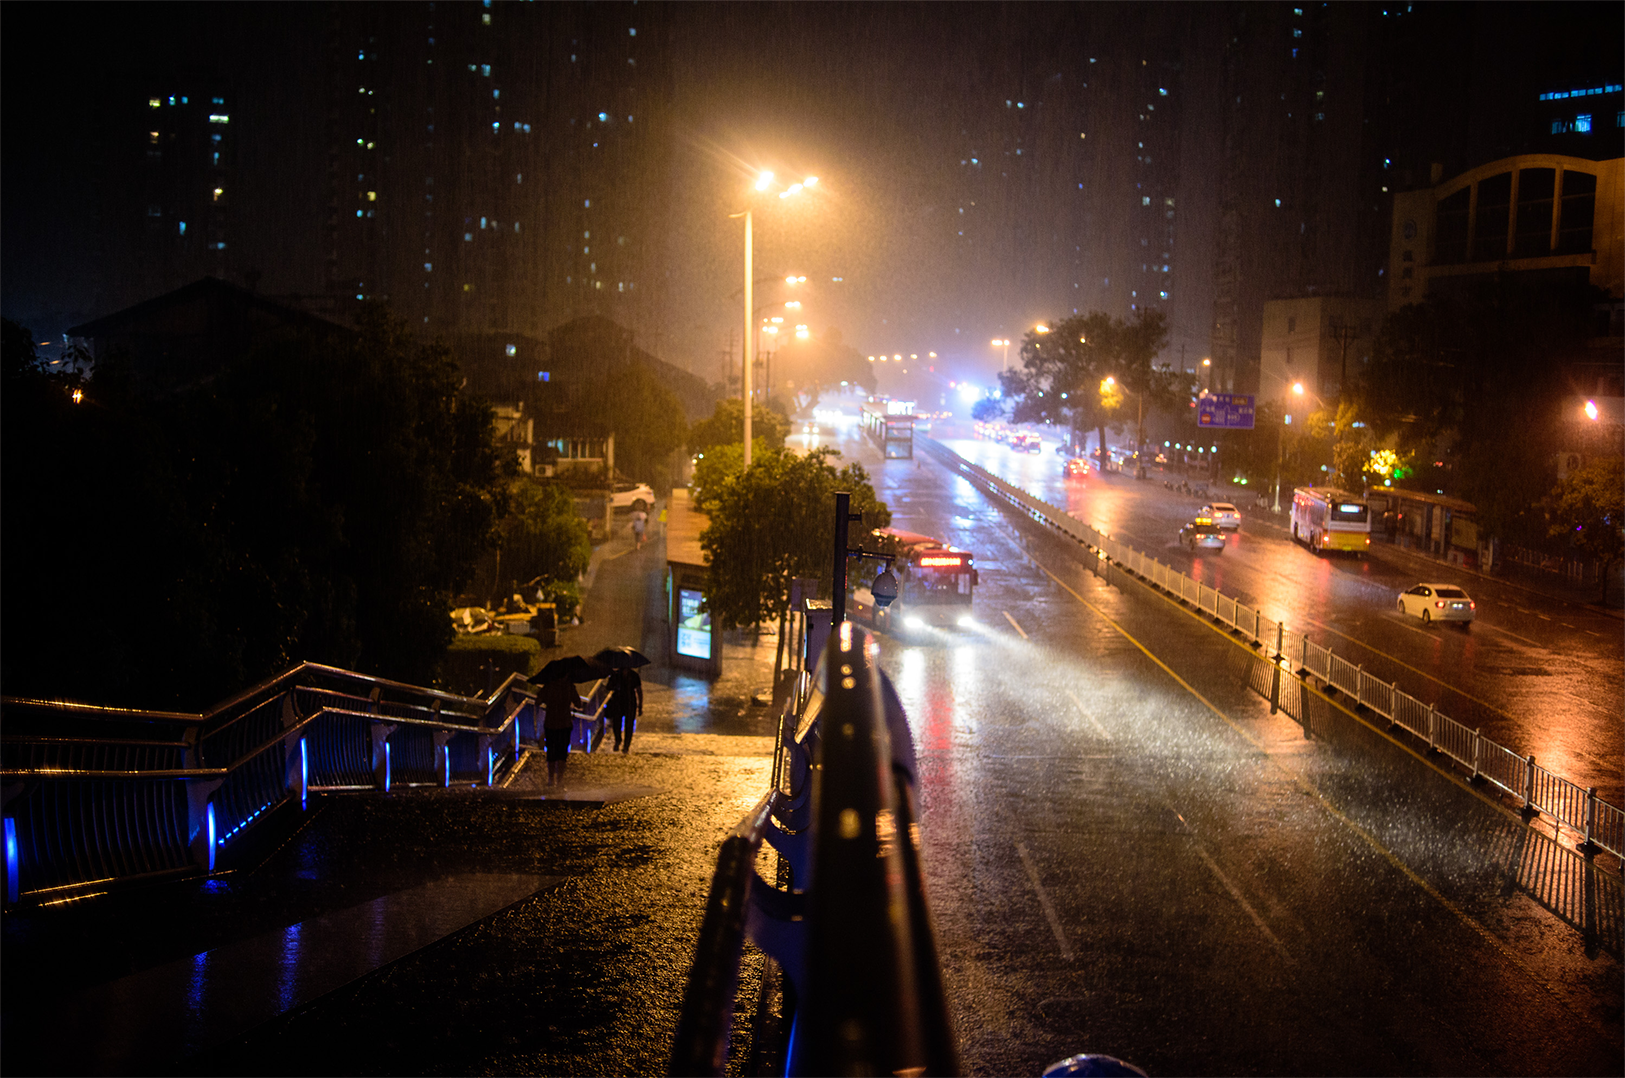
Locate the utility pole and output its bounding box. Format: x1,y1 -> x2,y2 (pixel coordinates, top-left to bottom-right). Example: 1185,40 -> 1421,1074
1328,322 -> 1358,399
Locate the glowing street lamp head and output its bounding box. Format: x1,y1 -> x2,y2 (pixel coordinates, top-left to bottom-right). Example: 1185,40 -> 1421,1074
785,275 -> 806,285
754,171 -> 774,192
1102,376 -> 1116,389
1035,323 -> 1050,333
1584,399 -> 1600,420
803,176 -> 818,187
1202,357 -> 1211,367
796,325 -> 811,340
1292,382 -> 1305,395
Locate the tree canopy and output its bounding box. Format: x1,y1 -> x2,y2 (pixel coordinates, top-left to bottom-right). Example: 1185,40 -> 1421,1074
687,398 -> 790,457
698,447 -> 889,635
1,308 -> 507,708
1546,455 -> 1624,600
998,309 -> 1184,458
574,361 -> 689,482
1363,274 -> 1602,541
496,478 -> 593,591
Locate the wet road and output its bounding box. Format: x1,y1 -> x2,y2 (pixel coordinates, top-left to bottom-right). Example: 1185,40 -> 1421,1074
818,411 -> 1622,1074
815,414 -> 1622,808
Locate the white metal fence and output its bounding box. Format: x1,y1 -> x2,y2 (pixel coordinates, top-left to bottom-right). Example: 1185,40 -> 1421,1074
922,438 -> 1624,863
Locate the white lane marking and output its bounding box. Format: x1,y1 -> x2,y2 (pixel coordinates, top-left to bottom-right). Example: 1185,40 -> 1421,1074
1194,846 -> 1294,964
1015,841 -> 1074,961
1003,610 -> 1029,638
1064,688 -> 1113,740
1477,622 -> 1547,649
1585,629 -> 1602,637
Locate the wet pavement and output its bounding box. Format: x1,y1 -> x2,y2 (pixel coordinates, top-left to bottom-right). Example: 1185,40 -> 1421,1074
1,515 -> 789,1077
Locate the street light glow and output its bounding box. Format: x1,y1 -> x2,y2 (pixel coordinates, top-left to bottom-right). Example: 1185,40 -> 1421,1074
754,170 -> 774,191
1035,324 -> 1050,333
1584,399 -> 1600,420
1292,382 -> 1305,395
803,176 -> 818,187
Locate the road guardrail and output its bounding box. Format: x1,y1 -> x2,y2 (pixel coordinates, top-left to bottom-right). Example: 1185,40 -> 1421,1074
920,436 -> 1623,864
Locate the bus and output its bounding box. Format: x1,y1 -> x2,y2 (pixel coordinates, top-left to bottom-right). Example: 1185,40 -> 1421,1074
849,528 -> 979,632
860,400 -> 915,459
1291,487 -> 1371,555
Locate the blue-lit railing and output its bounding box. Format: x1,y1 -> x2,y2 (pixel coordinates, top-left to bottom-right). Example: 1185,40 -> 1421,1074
0,661 -> 608,906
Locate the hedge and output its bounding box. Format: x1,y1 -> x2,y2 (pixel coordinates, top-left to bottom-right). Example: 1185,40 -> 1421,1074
444,632 -> 542,696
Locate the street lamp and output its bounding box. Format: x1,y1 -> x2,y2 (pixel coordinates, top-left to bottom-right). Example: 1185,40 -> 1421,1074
731,173 -> 817,468
1103,375 -> 1148,480
991,337 -> 1011,372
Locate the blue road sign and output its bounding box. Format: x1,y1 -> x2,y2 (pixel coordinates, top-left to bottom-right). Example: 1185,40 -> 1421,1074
1197,392 -> 1255,429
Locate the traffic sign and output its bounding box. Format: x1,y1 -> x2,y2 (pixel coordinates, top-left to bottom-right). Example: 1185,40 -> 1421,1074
1197,392 -> 1254,429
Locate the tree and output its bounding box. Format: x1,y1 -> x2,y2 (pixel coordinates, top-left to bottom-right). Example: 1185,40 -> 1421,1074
1000,309 -> 1186,466
1546,456 -> 1625,603
0,307 -> 508,708
698,448 -> 889,679
970,396 -> 1005,423
1365,274 -> 1599,540
686,398 -> 790,457
496,478 -> 593,592
575,361 -> 688,482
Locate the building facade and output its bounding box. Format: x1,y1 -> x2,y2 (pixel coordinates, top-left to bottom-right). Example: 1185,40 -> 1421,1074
1257,295 -> 1385,404
1387,154 -> 1624,310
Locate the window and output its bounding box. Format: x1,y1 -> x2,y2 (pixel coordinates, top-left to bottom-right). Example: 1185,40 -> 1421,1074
178,221 -> 186,235
1515,168 -> 1555,256
209,113 -> 230,124
1557,171 -> 1597,254
148,131 -> 160,144
1576,113 -> 1592,133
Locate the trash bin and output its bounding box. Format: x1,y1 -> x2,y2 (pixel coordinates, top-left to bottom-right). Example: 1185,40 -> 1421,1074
534,602 -> 558,647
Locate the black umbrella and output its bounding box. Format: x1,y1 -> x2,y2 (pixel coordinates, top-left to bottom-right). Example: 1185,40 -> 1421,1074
591,645 -> 652,669
535,655 -> 609,683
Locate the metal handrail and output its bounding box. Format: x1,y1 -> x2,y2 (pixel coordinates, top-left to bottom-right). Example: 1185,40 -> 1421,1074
0,661 -> 561,905
920,436 -> 1624,862
672,622 -> 959,1077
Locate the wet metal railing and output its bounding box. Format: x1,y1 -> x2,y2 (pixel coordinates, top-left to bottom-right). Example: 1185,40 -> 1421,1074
1,662 -> 607,906
921,437 -> 1624,864
673,622 -> 959,1077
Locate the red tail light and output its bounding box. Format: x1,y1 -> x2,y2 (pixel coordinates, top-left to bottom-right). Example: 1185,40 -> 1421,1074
1434,600 -> 1445,608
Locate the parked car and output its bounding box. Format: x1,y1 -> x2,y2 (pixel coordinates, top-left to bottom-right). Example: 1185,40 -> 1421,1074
1179,517 -> 1227,552
1397,583 -> 1475,626
1063,457 -> 1091,478
610,480 -> 654,512
1201,502 -> 1242,530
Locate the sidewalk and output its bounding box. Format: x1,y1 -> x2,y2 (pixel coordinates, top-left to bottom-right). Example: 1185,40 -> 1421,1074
554,499 -> 787,738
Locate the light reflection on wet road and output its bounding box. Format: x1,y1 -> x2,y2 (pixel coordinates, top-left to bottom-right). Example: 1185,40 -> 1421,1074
818,406 -> 1621,1075
921,422 -> 1622,808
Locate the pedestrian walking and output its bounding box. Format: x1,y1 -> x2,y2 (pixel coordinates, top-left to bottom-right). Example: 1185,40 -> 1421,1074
539,674 -> 581,787
630,507 -> 648,549
606,665 -> 643,752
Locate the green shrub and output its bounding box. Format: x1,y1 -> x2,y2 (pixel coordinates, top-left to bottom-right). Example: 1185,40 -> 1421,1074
536,578 -> 581,622
444,632 -> 541,695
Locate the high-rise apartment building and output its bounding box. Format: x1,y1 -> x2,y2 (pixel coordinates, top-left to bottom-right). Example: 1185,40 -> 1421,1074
323,1 -> 674,342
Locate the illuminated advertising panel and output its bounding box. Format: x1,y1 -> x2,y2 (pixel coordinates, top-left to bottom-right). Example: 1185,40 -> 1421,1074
676,588 -> 711,659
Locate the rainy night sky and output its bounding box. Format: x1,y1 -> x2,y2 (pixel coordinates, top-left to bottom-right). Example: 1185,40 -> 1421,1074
3,2 -> 1620,393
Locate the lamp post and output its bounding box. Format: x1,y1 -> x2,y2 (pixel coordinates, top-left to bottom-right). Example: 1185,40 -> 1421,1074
1102,375 -> 1148,480
991,337 -> 1011,372
731,174 -> 816,469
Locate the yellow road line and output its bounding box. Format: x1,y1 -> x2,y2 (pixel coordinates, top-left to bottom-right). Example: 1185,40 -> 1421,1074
1032,557 -> 1606,1034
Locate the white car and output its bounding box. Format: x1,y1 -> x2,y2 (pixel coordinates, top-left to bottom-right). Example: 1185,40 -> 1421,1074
1201,502 -> 1242,530
609,481 -> 653,512
1397,583 -> 1476,627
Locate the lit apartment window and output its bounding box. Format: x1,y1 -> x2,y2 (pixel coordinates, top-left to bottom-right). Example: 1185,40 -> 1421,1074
212,187 -> 223,201
367,191 -> 376,201
149,98 -> 161,108
149,131 -> 160,144
209,113 -> 230,124
178,221 -> 186,235
506,344 -> 517,356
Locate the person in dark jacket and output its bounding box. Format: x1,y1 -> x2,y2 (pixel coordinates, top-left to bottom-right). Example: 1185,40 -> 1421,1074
606,667 -> 643,753
539,675 -> 581,787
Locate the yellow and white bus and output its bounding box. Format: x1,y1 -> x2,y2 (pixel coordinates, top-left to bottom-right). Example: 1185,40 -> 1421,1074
1290,487 -> 1371,555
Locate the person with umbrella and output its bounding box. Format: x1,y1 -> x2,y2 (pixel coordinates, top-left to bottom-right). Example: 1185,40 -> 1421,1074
594,646 -> 648,753
536,656 -> 590,787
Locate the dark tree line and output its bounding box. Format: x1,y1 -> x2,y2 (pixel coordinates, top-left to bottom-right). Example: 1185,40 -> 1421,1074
2,309 -> 508,710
